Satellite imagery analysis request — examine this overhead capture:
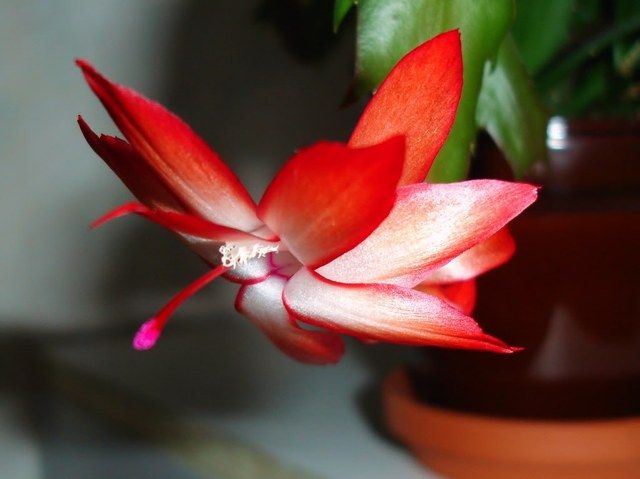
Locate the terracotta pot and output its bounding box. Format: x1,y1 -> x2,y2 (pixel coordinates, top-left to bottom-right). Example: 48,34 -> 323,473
383,119 -> 640,476
383,369 -> 640,479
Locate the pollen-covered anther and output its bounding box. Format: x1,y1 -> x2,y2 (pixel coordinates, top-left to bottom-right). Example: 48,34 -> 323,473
219,243 -> 279,269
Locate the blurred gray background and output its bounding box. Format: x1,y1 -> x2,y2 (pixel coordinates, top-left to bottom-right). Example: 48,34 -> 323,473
0,0 -> 361,329
0,1 -> 425,478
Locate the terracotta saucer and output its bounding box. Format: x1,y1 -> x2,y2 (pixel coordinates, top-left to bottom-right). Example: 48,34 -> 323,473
382,368 -> 640,479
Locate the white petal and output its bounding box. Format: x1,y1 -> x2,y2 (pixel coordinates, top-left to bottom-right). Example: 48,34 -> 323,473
236,275 -> 344,364
284,268 -> 517,353
318,181 -> 536,287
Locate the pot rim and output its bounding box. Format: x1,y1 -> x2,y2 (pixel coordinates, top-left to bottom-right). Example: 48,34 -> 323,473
548,116 -> 640,136
382,368 -> 640,465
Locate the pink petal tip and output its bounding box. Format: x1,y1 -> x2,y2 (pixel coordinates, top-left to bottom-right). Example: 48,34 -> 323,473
133,319 -> 160,350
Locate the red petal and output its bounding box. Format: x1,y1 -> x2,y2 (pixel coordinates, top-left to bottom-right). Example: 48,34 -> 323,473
78,116 -> 184,211
91,202 -> 276,245
76,60 -> 261,231
415,280 -> 477,315
318,181 -> 537,286
283,269 -> 517,353
418,228 -> 515,284
349,30 -> 463,184
235,275 -> 344,364
133,265 -> 228,350
258,137 -> 405,268
441,280 -> 477,315
269,251 -> 302,279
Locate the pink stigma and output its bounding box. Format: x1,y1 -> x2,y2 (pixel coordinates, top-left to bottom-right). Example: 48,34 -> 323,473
133,319 -> 161,350
130,264 -> 229,351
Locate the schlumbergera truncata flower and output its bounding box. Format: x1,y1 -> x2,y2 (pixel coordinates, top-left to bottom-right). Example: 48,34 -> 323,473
76,30 -> 537,364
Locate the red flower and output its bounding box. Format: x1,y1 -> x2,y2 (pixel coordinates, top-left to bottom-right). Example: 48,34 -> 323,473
76,31 -> 537,364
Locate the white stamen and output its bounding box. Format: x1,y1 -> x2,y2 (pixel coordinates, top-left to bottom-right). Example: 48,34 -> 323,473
219,243 -> 279,269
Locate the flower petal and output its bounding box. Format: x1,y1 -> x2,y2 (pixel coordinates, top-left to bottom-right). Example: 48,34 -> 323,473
418,228 -> 515,284
284,269 -> 517,353
77,59 -> 261,231
258,137 -> 405,268
78,116 -> 185,211
91,202 -> 275,245
318,181 -> 537,286
223,256 -> 273,284
440,280 -> 477,315
269,251 -> 302,279
349,30 -> 463,184
235,275 -> 344,364
415,280 -> 477,315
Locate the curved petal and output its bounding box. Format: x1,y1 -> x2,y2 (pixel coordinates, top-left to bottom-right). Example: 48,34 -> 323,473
284,268 -> 518,353
349,30 -> 463,184
318,181 -> 537,286
223,256 -> 273,284
235,275 -> 344,364
269,251 -> 302,279
78,116 -> 184,211
258,137 -> 405,268
77,60 -> 261,231
418,228 -> 515,284
415,280 -> 477,315
440,280 -> 477,315
91,202 -> 275,245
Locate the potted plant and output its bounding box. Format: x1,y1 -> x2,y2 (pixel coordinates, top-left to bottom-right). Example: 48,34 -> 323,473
334,0 -> 640,477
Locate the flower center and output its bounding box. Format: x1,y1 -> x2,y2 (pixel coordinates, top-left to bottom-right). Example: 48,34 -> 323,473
219,243 -> 279,269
